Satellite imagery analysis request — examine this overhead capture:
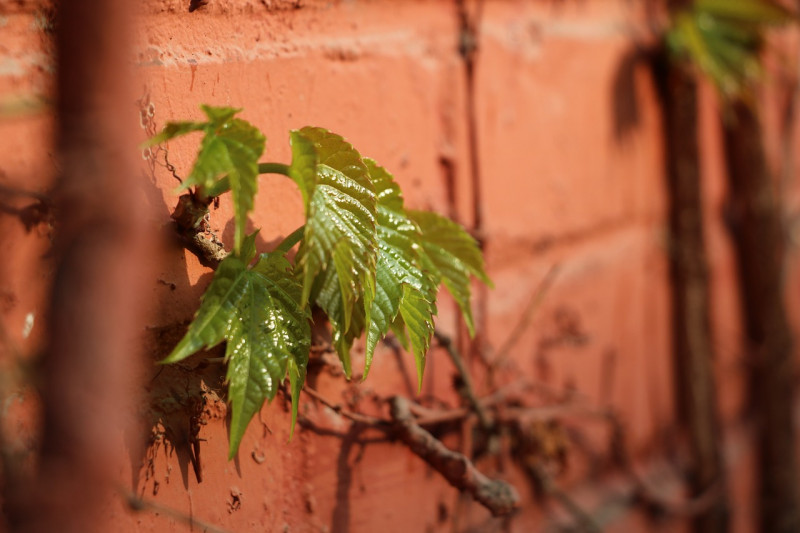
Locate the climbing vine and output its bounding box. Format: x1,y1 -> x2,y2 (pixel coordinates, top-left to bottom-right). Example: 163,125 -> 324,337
665,0 -> 793,101
144,105 -> 491,459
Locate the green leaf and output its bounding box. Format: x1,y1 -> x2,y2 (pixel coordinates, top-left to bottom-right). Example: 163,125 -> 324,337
201,105 -> 242,124
275,225 -> 306,255
204,118 -> 265,254
667,1 -> 795,101
309,249 -> 367,377
297,129 -> 377,313
363,250 -> 403,377
286,356 -> 305,440
408,210 -> 491,336
670,13 -> 724,83
239,230 -> 259,264
146,105 -> 265,255
367,157 -> 404,212
398,284 -> 437,390
251,253 -> 310,444
141,120 -> 206,148
696,0 -> 794,25
287,131 -> 318,209
390,313 -> 410,350
205,176 -> 231,198
292,127 -> 378,374
163,255 -> 309,459
701,17 -> 762,81
361,160 -> 437,381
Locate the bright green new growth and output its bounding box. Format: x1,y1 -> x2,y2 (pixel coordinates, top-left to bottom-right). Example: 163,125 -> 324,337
163,252 -> 310,459
363,159 -> 438,385
666,0 -> 794,100
290,127 -> 378,375
144,104 -> 265,255
150,106 -> 490,458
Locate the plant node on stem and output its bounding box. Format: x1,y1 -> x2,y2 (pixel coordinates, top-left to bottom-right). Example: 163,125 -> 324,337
171,194 -> 227,268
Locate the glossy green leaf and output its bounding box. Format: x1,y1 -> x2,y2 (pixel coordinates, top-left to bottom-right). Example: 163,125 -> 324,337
390,313 -> 410,350
146,105 -> 265,255
309,249 -> 367,377
250,253 -> 310,444
297,129 -> 377,317
398,284 -> 437,390
409,210 -> 491,336
200,118 -> 264,255
287,131 -> 318,209
163,254 -> 309,459
368,157 -> 404,212
292,127 -> 377,374
363,250 -> 403,377
362,160 -> 437,382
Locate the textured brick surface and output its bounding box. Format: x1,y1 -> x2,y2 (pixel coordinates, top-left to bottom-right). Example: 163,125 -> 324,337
477,2 -> 667,244
1,0 -> 798,531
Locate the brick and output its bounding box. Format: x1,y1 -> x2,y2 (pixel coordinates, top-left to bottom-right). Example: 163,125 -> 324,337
2,0 -> 797,531
484,223 -> 675,453
475,2 -> 667,244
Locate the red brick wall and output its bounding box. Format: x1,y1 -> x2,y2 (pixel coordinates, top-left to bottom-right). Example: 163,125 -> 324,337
1,1 -> 798,531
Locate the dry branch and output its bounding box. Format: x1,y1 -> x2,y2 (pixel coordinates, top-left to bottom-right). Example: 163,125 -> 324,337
434,331 -> 492,429
491,264 -> 560,368
388,395 -> 519,517
529,464 -> 602,533
302,386 -> 387,427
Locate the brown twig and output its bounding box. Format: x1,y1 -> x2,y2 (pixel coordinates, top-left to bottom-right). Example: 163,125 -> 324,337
491,265 -> 560,370
389,395 -> 519,516
529,464 -> 602,533
434,331 -> 492,429
604,409 -> 726,519
302,386 -> 387,427
300,386 -> 521,516
409,379 -> 530,426
498,404 -> 613,426
635,473 -> 724,518
382,335 -> 417,397
410,404 -> 472,426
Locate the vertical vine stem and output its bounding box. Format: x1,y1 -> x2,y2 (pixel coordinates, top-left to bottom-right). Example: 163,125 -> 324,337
434,331 -> 492,429
654,33 -> 729,531
389,395 -> 518,516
